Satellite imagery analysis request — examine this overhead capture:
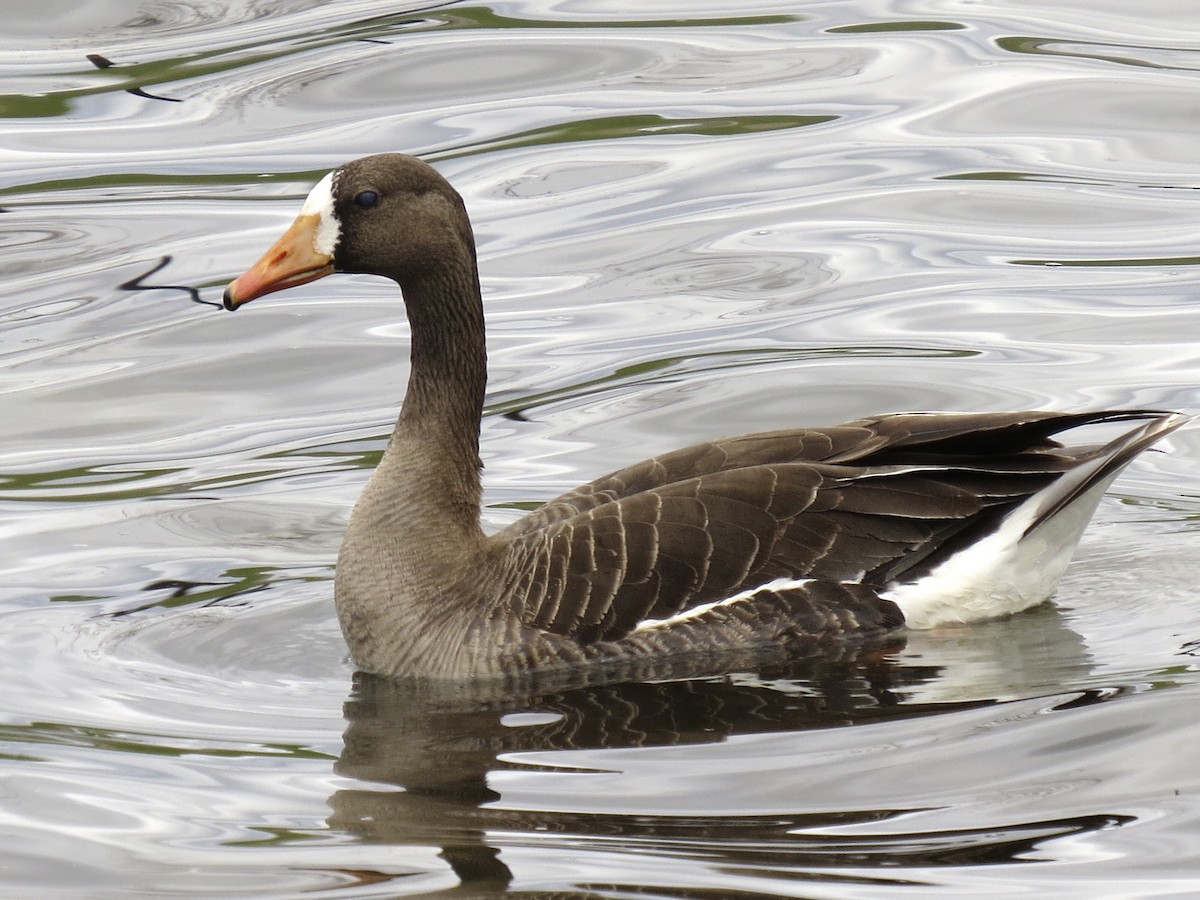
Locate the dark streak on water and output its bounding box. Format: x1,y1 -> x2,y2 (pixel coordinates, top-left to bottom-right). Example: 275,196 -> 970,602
119,254 -> 217,306
86,53 -> 183,102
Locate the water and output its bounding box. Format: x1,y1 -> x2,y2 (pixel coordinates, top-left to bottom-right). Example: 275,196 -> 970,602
3,0 -> 1200,896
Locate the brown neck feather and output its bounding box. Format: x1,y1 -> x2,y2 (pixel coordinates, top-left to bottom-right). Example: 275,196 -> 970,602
384,256 -> 487,539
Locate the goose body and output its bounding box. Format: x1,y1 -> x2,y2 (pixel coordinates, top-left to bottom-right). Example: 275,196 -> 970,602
223,153 -> 1187,680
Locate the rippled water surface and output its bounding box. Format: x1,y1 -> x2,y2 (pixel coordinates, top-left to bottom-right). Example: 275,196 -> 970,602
3,1 -> 1200,896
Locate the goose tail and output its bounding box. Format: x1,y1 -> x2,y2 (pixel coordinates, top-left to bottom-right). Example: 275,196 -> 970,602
885,410 -> 1190,628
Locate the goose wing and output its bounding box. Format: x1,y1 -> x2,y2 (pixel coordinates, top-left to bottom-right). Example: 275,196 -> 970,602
497,410 -> 1179,643
503,409 -> 1105,534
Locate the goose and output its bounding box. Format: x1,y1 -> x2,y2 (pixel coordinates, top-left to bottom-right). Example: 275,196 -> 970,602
223,152 -> 1187,680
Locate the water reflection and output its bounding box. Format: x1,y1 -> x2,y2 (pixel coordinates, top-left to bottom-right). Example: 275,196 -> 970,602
996,36 -> 1200,72
331,646 -> 931,891
327,613 -> 1112,892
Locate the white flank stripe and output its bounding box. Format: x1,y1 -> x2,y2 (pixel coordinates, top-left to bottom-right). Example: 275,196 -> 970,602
300,170 -> 341,257
632,577 -> 814,633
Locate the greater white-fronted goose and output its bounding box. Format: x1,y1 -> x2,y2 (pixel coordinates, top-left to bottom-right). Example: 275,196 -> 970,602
223,153 -> 1187,680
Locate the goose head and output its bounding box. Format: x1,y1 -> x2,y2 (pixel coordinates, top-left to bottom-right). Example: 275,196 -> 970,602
223,153 -> 475,310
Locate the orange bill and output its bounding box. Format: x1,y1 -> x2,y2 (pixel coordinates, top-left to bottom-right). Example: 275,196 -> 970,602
223,213 -> 335,310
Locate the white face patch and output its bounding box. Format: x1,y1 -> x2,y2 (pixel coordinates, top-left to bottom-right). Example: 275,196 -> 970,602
299,170 -> 341,257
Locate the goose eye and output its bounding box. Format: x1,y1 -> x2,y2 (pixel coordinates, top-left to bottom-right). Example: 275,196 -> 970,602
354,190 -> 378,209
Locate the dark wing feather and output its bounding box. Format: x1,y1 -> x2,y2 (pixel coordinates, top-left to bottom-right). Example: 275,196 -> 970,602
502,409 -> 1103,536
501,426 -> 870,535
496,410 -> 1175,643
502,461 -> 1005,642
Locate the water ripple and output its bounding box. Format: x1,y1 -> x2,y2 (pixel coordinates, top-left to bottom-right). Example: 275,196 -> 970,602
3,1 -> 1200,896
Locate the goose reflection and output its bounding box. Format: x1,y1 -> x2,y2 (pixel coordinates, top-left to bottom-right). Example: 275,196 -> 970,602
325,608 -> 1094,893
